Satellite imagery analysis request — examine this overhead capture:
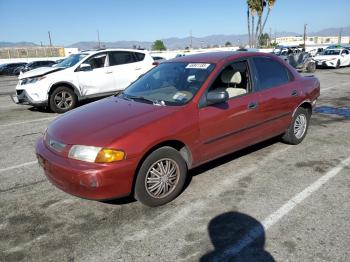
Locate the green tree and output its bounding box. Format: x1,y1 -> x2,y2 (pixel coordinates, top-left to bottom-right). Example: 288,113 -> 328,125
225,41 -> 232,47
259,33 -> 270,47
152,40 -> 166,51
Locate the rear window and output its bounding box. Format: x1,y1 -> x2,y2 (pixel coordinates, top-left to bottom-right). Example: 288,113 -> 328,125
252,57 -> 291,90
109,51 -> 137,66
134,52 -> 145,61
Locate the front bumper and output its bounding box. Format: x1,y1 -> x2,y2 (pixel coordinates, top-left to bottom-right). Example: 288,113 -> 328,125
35,137 -> 137,200
11,90 -> 48,107
315,60 -> 337,68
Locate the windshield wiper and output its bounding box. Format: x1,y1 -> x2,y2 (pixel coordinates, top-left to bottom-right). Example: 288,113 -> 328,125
118,92 -> 166,106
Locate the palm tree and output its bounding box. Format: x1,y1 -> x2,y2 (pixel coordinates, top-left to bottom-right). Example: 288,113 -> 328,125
247,4 -> 251,47
246,0 -> 276,48
260,0 -> 276,39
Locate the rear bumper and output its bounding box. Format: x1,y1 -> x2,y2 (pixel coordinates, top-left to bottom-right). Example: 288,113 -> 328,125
35,137 -> 137,200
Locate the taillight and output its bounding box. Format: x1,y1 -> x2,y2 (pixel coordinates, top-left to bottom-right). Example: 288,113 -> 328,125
152,61 -> 160,66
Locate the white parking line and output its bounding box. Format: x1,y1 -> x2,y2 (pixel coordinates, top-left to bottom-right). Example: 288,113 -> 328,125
0,160 -> 38,174
0,116 -> 56,128
219,154 -> 350,259
322,82 -> 349,92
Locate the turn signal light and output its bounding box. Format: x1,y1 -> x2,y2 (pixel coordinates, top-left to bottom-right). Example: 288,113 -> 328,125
95,149 -> 125,163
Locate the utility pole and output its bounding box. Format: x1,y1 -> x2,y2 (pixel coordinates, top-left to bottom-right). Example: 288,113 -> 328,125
269,27 -> 272,47
338,28 -> 343,44
48,31 -> 52,47
303,24 -> 307,50
97,30 -> 101,48
190,30 -> 193,49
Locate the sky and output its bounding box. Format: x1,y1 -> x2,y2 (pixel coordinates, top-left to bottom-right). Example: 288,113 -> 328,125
0,0 -> 349,46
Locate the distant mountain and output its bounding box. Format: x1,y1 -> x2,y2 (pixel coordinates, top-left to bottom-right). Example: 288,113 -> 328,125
2,26 -> 349,50
310,26 -> 350,36
0,42 -> 39,48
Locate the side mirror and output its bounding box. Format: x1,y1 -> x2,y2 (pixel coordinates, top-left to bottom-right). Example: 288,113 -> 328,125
206,90 -> 229,106
79,63 -> 92,71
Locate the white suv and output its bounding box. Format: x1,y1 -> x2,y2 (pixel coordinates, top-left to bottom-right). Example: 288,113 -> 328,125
11,49 -> 155,113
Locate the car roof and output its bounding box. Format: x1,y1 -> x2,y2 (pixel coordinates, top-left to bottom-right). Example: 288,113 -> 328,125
80,48 -> 148,55
168,51 -> 270,64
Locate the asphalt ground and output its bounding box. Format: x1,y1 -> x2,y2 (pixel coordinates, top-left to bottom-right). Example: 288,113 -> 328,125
0,67 -> 349,262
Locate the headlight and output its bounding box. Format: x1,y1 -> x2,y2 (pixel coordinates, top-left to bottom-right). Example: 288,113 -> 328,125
68,145 -> 125,163
23,76 -> 46,85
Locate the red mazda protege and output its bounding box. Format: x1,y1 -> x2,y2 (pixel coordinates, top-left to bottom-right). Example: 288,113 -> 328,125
36,52 -> 320,206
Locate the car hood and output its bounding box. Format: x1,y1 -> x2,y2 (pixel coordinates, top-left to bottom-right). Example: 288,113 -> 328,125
47,96 -> 181,147
314,55 -> 339,61
18,67 -> 64,79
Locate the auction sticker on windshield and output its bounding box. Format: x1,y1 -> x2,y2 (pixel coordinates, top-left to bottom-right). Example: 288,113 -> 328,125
185,63 -> 211,69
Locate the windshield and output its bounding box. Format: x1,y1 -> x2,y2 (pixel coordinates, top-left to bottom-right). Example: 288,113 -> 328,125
56,53 -> 88,68
121,62 -> 215,106
323,50 -> 340,55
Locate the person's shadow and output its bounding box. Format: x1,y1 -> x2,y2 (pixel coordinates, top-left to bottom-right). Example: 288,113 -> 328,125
201,212 -> 275,262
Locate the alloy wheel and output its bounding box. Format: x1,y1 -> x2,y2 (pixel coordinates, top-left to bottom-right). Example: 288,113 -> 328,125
294,114 -> 307,139
145,158 -> 180,198
54,91 -> 73,109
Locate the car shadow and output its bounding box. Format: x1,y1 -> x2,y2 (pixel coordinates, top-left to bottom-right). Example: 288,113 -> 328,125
184,136 -> 282,190
200,211 -> 275,262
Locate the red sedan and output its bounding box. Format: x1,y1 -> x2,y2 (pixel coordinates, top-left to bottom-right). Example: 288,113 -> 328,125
36,52 -> 320,206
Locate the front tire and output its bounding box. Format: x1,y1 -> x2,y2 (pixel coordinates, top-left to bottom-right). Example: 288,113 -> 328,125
49,86 -> 77,114
335,60 -> 340,69
134,147 -> 187,207
282,107 -> 310,145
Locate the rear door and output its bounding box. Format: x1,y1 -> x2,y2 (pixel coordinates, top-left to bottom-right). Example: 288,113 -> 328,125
108,51 -> 146,91
250,56 -> 299,135
76,52 -> 116,96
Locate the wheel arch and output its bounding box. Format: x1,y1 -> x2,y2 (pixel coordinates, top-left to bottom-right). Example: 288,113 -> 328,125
48,82 -> 81,99
293,100 -> 312,117
131,139 -> 193,195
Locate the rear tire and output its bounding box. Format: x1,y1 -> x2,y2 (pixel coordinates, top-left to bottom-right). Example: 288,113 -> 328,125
134,147 -> 187,207
49,86 -> 77,114
282,107 -> 310,145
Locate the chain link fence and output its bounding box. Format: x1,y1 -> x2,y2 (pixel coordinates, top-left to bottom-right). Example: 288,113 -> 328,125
0,47 -> 65,59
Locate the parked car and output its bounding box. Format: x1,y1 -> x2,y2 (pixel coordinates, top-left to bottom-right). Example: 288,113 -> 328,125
273,46 -> 316,73
20,60 -> 56,73
314,48 -> 350,68
36,52 -> 320,206
11,49 -> 155,113
0,62 -> 27,75
286,52 -> 316,73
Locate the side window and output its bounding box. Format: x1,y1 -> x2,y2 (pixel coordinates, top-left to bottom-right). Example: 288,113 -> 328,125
342,50 -> 349,55
134,52 -> 145,61
252,57 -> 290,90
109,52 -> 137,66
208,60 -> 251,99
84,53 -> 107,69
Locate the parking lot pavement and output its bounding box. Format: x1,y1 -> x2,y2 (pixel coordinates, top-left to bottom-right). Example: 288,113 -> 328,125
0,67 -> 349,262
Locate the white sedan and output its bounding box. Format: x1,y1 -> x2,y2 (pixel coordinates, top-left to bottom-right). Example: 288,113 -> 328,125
314,48 -> 350,68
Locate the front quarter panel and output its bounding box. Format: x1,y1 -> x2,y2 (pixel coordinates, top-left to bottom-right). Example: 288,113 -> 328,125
110,103 -> 200,169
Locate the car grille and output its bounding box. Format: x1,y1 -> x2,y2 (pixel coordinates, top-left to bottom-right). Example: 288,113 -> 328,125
16,90 -> 24,96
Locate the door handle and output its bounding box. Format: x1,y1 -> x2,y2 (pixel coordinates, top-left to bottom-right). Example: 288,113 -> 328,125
291,89 -> 298,96
248,101 -> 258,109
105,71 -> 113,74
135,67 -> 142,71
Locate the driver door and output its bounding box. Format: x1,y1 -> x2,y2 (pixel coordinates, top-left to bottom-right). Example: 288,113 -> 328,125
76,52 -> 116,96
